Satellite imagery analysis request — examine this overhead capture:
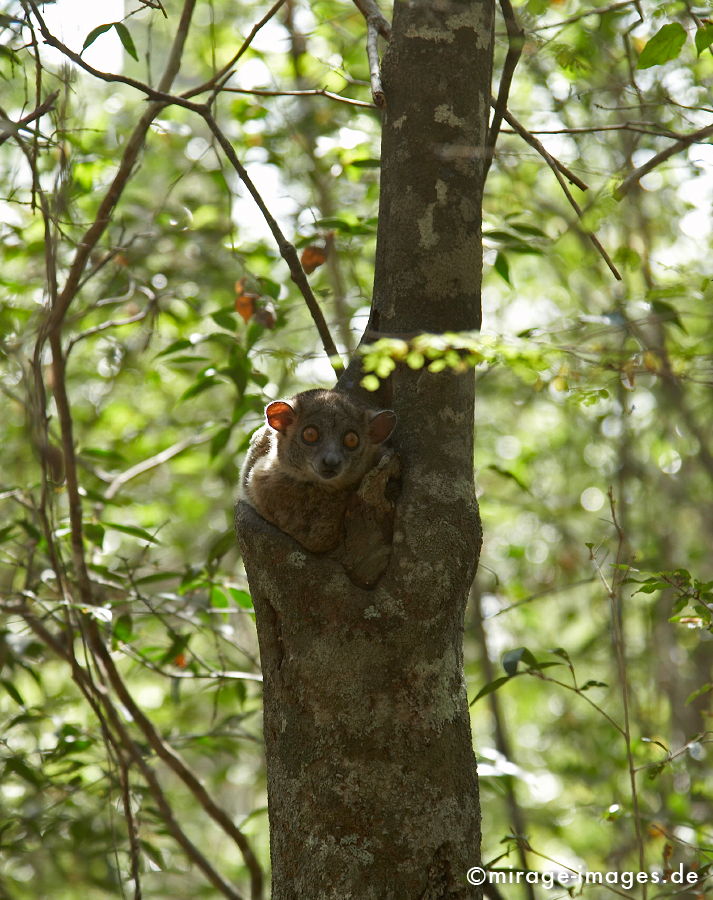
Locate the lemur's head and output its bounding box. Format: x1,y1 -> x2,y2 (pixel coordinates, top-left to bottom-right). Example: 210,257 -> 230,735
265,389 -> 396,490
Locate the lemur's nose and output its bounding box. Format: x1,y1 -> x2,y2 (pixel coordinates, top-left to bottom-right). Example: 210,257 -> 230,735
320,452 -> 342,476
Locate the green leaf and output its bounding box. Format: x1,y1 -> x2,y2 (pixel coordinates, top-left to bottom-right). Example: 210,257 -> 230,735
207,529 -> 235,562
494,251 -> 511,285
113,22 -> 138,61
81,23 -> 114,54
579,680 -> 608,691
485,464 -> 530,492
229,588 -> 253,609
651,299 -> 686,332
210,586 -> 229,608
113,613 -> 134,643
503,646 -> 538,676
103,522 -> 160,544
470,675 -> 512,705
84,522 -> 105,548
348,158 -> 381,168
695,24 -> 713,56
156,338 -> 193,357
1,679 -> 25,707
685,682 -> 712,705
180,376 -> 222,402
211,308 -> 238,331
210,426 -> 232,458
361,374 -> 380,392
5,756 -> 44,787
637,24 -> 687,69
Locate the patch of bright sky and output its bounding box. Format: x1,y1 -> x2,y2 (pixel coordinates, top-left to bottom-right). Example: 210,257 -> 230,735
39,0 -> 125,71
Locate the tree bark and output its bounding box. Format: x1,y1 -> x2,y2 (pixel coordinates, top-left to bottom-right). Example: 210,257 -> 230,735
235,1 -> 494,897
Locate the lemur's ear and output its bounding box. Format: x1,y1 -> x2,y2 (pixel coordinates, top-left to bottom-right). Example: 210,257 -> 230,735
266,401 -> 296,434
368,410 -> 396,444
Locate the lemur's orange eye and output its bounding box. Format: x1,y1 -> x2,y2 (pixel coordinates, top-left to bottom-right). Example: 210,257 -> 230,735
302,426 -> 320,443
343,431 -> 360,449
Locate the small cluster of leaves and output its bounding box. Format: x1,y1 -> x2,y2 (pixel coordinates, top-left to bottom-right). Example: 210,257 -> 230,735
471,645 -> 607,705
82,21 -> 138,61
359,332 -> 558,390
626,567 -> 713,632
637,22 -> 713,68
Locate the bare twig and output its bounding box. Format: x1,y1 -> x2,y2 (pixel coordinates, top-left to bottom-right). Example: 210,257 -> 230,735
605,489 -> 647,897
615,121 -> 713,197
353,0 -> 391,106
497,103 -> 589,190
529,0 -> 637,32
366,19 -> 385,107
499,103 -> 622,280
501,122 -> 684,139
223,86 -> 376,109
184,0 -> 288,101
200,108 -> 342,367
0,89 -> 59,146
103,434 -> 211,500
487,0 -> 524,168
66,309 -> 148,353
352,0 -> 391,39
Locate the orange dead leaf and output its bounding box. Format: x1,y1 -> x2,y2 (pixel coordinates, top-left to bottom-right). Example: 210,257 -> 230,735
235,277 -> 260,323
300,244 -> 327,274
174,653 -> 187,668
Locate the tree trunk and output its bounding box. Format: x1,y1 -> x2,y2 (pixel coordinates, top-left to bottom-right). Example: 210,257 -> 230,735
235,1 -> 494,897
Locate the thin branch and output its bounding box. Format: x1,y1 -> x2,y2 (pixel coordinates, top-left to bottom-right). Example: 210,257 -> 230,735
501,122 -> 685,139
200,108 -> 342,367
352,0 -> 391,39
497,102 -> 589,190
529,0 -> 637,32
66,309 -> 148,353
605,489 -> 647,894
25,0 -> 197,333
0,88 -> 59,146
223,85 -> 376,109
353,0 -> 390,107
499,103 -> 622,280
103,434 -> 211,500
183,0 -> 288,101
116,749 -> 143,900
487,0 -> 524,168
615,121 -> 713,197
365,19 -> 385,107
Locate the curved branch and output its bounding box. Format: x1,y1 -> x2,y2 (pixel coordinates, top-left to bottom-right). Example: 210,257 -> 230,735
487,0 -> 524,169
223,86 -> 376,109
615,121 -> 713,197
353,0 -> 391,106
0,89 -> 58,146
498,103 -> 622,281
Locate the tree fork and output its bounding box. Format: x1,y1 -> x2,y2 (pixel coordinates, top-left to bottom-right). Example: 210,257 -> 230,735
236,1 -> 494,896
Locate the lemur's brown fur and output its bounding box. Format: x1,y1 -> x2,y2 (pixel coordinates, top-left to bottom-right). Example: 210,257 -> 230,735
241,389 -> 396,553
